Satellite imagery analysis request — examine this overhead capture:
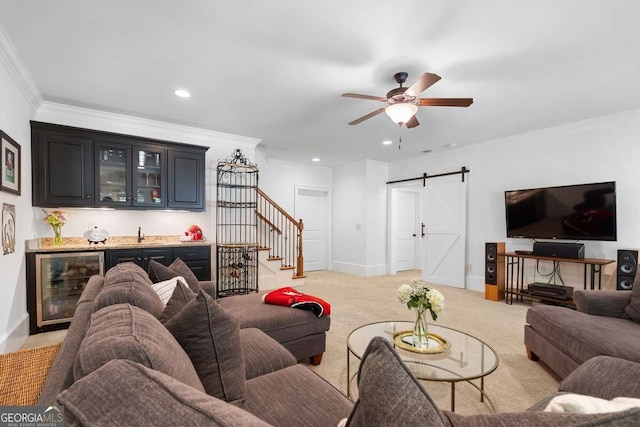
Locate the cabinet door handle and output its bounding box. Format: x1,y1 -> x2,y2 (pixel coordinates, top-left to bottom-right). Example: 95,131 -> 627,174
85,194 -> 91,199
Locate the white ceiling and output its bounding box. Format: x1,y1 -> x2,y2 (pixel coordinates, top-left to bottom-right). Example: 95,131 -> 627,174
1,1 -> 639,167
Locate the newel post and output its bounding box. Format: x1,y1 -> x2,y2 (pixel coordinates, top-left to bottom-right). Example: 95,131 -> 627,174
296,219 -> 304,277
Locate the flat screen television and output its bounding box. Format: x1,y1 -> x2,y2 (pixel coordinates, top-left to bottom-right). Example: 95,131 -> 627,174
504,181 -> 617,241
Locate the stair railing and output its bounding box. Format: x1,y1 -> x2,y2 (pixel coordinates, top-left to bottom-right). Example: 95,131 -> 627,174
256,188 -> 305,278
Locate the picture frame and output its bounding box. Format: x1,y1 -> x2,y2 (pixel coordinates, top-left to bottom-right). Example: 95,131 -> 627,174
2,203 -> 15,255
1,130 -> 21,195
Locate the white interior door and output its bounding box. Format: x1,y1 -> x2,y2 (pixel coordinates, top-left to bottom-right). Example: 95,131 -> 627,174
423,174 -> 467,288
295,187 -> 330,272
396,190 -> 418,271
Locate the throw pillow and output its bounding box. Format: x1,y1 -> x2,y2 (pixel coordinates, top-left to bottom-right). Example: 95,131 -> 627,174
152,276 -> 187,306
158,279 -> 197,323
94,266 -> 164,318
346,336 -> 449,427
164,290 -> 246,404
74,303 -> 204,392
544,393 -> 640,414
168,257 -> 201,292
148,258 -> 200,292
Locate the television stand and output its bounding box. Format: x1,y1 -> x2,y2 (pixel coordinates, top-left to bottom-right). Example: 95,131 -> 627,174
499,252 -> 614,306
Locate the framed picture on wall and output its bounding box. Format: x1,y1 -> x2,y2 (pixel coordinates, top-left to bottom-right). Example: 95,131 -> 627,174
1,131 -> 20,195
2,203 -> 15,255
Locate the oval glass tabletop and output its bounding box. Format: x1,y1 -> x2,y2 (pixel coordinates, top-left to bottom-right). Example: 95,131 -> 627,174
347,321 -> 499,382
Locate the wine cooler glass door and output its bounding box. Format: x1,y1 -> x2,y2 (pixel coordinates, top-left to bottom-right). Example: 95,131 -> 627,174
35,251 -> 104,326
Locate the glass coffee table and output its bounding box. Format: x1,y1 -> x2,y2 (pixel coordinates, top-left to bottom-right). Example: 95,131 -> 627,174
347,321 -> 498,412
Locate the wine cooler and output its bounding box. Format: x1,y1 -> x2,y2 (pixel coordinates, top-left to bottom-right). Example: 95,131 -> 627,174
29,251 -> 104,333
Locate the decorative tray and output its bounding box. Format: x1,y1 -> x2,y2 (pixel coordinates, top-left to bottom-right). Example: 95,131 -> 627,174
393,330 -> 450,354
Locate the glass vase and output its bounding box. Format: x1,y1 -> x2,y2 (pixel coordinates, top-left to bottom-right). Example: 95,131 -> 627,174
412,308 -> 430,349
52,224 -> 63,246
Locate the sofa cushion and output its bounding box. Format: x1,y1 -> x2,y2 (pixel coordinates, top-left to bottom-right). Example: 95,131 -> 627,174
623,269 -> 640,322
243,364 -> 353,427
74,304 -> 204,392
526,305 -> 640,364
104,261 -> 150,283
158,279 -> 197,323
217,291 -> 330,343
346,336 -> 448,426
58,360 -> 271,427
148,258 -> 200,292
239,328 -> 297,379
164,290 -> 246,404
95,263 -> 164,318
559,355 -> 640,400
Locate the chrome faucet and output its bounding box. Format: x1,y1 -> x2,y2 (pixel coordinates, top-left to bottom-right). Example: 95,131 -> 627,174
137,226 -> 145,243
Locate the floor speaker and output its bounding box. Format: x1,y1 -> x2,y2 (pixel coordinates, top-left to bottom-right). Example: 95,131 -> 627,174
485,242 -> 505,301
617,249 -> 638,290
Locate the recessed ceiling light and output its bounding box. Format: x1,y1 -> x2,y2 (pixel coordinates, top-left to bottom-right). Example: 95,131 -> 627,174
382,140 -> 393,145
174,89 -> 191,98
312,158 -> 320,162
446,142 -> 457,148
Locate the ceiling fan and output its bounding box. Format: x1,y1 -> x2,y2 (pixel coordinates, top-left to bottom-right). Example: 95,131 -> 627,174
342,72 -> 473,128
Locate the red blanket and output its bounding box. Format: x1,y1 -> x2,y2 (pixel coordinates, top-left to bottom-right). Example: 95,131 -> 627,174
262,287 -> 331,317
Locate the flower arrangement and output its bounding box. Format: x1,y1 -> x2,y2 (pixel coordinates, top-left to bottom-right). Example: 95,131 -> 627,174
397,279 -> 445,321
43,209 -> 70,245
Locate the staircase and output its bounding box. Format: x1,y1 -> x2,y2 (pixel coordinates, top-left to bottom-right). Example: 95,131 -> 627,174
256,188 -> 306,288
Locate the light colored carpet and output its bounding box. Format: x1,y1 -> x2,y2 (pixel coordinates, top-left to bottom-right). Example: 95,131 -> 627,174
303,269 -> 560,415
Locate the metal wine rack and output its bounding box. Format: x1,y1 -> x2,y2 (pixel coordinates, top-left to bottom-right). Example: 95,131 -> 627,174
216,149 -> 259,297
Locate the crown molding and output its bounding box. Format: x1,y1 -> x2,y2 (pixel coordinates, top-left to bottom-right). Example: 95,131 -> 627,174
35,102 -> 261,149
0,22 -> 43,112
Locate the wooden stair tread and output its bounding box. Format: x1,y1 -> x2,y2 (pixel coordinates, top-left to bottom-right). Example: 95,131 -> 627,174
280,266 -> 295,270
268,257 -> 284,261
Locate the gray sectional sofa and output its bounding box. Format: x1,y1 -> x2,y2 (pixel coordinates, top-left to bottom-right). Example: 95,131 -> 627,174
525,270 -> 640,379
37,262 -> 640,425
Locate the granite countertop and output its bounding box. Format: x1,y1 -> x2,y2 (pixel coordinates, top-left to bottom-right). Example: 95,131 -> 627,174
26,235 -> 213,253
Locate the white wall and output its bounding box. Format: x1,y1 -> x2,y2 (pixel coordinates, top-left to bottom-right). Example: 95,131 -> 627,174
332,159 -> 388,276
255,150 -> 332,216
0,28 -> 38,351
389,109 -> 640,293
365,160 -> 388,276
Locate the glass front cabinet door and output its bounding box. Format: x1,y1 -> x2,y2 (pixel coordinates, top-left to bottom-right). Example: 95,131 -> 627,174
35,251 -> 104,327
96,142 -> 131,206
133,146 -> 165,207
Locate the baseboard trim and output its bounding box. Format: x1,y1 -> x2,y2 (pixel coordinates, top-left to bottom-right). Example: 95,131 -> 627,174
332,261 -> 387,277
0,312 -> 29,353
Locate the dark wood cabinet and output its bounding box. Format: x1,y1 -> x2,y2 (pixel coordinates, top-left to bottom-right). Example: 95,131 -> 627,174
168,149 -> 206,210
31,121 -> 208,211
32,126 -> 94,207
172,246 -> 211,281
106,248 -> 173,271
106,245 -> 211,281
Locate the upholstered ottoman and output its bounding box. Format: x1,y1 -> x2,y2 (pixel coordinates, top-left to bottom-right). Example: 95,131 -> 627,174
217,292 -> 330,365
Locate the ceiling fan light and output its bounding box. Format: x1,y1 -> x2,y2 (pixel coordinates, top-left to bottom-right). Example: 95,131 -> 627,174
385,103 -> 418,125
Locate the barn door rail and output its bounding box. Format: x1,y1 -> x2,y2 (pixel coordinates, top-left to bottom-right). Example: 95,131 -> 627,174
386,166 -> 470,186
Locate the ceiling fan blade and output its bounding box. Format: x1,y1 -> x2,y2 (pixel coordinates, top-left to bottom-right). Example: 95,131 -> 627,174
342,93 -> 387,102
406,115 -> 420,128
405,73 -> 441,97
348,108 -> 386,125
418,98 -> 474,107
